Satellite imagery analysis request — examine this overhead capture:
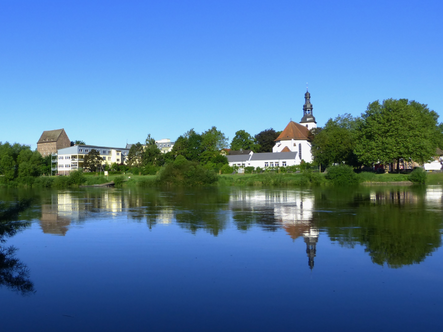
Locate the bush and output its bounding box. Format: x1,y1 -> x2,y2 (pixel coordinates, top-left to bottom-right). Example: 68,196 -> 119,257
113,176 -> 125,188
303,170 -> 324,186
244,167 -> 255,174
142,165 -> 160,175
68,170 -> 86,186
409,167 -> 427,184
157,157 -> 218,186
221,164 -> 234,174
53,176 -> 70,189
325,165 -> 359,186
33,176 -> 54,188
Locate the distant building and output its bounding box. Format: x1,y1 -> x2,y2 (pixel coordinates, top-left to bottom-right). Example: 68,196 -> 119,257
155,138 -> 175,153
227,90 -> 317,168
57,144 -> 129,175
37,129 -> 71,157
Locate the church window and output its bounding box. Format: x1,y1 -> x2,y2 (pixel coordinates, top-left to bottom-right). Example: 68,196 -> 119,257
299,144 -> 302,160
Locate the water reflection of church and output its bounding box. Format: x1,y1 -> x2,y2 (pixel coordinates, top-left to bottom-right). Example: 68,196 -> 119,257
229,190 -> 318,269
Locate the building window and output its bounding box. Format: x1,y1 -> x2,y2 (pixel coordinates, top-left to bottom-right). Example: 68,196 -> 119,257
270,162 -> 274,167
103,150 -> 107,154
108,157 -> 111,161
242,163 -> 245,167
299,144 -> 302,160
282,161 -> 287,167
65,156 -> 70,159
79,149 -> 83,153
103,157 -> 106,160
59,165 -> 64,168
58,156 -> 63,160
117,159 -> 120,162
85,149 -> 89,153
275,162 -> 279,167
265,162 -> 269,167
117,152 -> 120,156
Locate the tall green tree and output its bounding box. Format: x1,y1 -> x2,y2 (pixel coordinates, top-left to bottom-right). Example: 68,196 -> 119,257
255,129 -> 278,152
311,114 -> 360,167
142,134 -> 162,166
201,126 -> 228,152
230,130 -> 259,152
354,99 -> 439,166
127,143 -> 144,167
83,149 -> 102,172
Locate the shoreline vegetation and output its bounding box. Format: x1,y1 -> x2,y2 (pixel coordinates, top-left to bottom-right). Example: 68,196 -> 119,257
1,164 -> 442,189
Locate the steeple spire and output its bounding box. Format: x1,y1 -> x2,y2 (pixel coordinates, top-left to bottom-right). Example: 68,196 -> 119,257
300,88 -> 316,126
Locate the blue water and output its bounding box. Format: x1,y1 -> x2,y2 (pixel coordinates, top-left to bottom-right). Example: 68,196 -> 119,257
1,187 -> 442,331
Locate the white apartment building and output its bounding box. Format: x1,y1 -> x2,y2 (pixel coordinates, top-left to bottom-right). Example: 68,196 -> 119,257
56,145 -> 130,175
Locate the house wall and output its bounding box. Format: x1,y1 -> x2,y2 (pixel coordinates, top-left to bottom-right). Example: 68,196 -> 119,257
37,142 -> 57,157
272,140 -> 313,163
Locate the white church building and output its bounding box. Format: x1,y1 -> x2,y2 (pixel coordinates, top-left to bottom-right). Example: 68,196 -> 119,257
228,90 -> 317,168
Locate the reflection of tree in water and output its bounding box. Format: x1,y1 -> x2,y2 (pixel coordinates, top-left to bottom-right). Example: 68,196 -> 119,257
125,188 -> 231,236
316,187 -> 443,268
0,200 -> 35,294
172,189 -> 230,236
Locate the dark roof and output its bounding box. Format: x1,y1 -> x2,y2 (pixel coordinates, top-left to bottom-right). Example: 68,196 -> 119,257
227,152 -> 297,163
229,150 -> 252,155
275,121 -> 310,141
38,129 -> 65,143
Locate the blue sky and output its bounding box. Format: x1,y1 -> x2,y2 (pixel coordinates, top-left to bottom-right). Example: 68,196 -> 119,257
1,0 -> 442,149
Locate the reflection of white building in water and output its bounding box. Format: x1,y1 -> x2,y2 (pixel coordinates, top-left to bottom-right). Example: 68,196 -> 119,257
229,190 -> 319,269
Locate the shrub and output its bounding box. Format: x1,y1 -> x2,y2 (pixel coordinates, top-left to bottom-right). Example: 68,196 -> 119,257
33,176 -> 54,188
53,176 -> 70,189
142,165 -> 160,175
221,164 -> 234,174
409,167 -> 427,184
303,170 -> 324,186
157,157 -> 218,186
325,165 -> 359,186
244,167 -> 255,174
113,176 -> 125,188
68,170 -> 86,186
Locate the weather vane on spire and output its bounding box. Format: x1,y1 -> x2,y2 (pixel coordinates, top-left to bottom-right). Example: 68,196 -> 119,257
306,82 -> 309,92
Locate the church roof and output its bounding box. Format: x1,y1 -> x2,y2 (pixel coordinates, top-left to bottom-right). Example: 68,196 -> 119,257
275,121 -> 310,141
38,129 -> 66,143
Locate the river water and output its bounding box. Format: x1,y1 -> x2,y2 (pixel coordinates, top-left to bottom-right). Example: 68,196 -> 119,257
1,186 -> 442,331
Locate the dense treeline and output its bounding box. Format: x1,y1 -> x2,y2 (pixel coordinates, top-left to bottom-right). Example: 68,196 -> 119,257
0,142 -> 51,186
311,99 -> 443,169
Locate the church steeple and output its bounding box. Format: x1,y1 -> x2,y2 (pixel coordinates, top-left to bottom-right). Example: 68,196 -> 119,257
300,88 -> 317,130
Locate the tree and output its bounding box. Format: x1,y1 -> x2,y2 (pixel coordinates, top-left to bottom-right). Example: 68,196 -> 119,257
127,143 -> 143,167
311,114 -> 360,167
83,149 -> 102,172
230,130 -> 259,152
255,129 -> 279,152
71,140 -> 85,146
354,99 -> 439,166
142,134 -> 162,166
201,126 -> 228,152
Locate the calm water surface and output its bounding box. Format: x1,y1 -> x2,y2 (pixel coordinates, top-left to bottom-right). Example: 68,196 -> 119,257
1,186 -> 443,332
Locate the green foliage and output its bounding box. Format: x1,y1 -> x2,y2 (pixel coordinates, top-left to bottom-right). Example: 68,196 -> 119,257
230,130 -> 259,152
33,176 -> 54,188
255,128 -> 278,152
142,165 -> 160,175
244,167 -> 255,174
83,149 -> 102,172
408,168 -> 427,184
69,170 -> 86,186
52,176 -> 70,189
142,134 -> 163,166
113,176 -> 125,188
311,114 -> 360,167
157,157 -> 218,186
220,164 -> 234,174
354,99 -> 439,165
325,165 -> 359,186
201,126 -> 228,152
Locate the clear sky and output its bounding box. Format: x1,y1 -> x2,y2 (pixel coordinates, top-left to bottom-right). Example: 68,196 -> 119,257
1,0 -> 442,149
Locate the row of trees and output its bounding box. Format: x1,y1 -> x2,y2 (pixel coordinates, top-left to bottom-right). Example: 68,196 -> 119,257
0,142 -> 50,183
230,128 -> 281,153
311,99 -> 443,168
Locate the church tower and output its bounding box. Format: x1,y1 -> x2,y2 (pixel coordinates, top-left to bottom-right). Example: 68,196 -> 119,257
300,89 -> 317,131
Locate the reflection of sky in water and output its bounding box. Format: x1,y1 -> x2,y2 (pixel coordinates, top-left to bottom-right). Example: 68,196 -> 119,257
2,187 -> 443,332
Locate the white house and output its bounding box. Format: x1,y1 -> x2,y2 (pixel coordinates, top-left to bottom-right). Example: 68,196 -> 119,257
57,145 -> 130,175
228,90 -> 317,168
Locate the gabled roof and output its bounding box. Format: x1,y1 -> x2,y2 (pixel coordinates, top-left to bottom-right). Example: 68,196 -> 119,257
281,146 -> 291,152
38,129 -> 66,143
275,121 -> 310,141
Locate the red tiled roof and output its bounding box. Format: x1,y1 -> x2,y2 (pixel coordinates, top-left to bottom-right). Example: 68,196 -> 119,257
281,146 -> 291,152
275,121 -> 310,141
